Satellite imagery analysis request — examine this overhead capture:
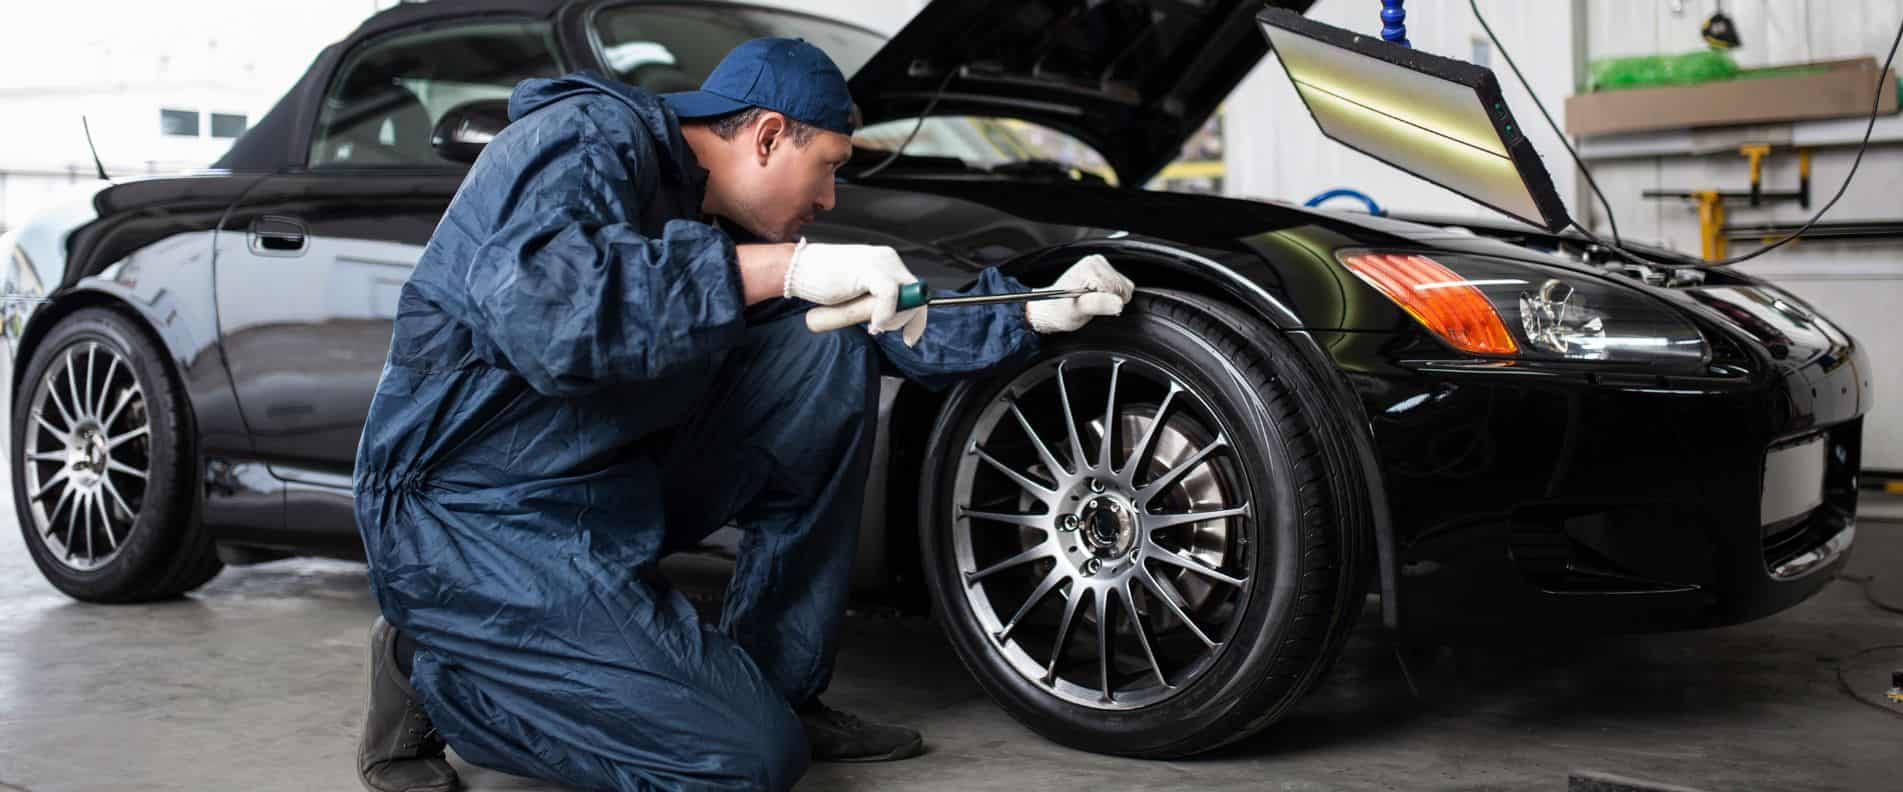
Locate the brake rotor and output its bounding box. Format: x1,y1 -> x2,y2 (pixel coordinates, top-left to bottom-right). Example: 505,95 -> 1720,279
1019,403 -> 1239,625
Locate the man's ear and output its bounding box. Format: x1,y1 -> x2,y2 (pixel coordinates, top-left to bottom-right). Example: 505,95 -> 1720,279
754,112 -> 788,165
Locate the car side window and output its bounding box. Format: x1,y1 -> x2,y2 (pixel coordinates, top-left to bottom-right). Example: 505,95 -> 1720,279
309,20 -> 564,168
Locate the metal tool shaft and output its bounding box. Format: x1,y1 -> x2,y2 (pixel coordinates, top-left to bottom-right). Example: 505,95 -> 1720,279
922,288 -> 1093,307
805,286 -> 1097,335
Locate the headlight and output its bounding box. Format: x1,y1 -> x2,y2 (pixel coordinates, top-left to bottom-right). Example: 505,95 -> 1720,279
1338,250 -> 1708,366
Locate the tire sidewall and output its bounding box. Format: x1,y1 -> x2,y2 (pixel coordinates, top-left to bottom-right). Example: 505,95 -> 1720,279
920,295 -> 1314,754
12,308 -> 190,602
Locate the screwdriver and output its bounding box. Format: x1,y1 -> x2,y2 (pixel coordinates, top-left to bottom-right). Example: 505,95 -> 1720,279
804,282 -> 1093,333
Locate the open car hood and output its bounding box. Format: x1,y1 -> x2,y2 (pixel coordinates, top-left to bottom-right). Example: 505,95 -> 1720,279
849,0 -> 1314,185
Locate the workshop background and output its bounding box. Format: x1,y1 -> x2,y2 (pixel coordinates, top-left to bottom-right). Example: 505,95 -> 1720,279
0,1 -> 1898,790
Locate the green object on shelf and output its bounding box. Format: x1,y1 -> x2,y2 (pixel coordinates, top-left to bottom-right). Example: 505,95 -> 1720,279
1588,50 -> 1741,92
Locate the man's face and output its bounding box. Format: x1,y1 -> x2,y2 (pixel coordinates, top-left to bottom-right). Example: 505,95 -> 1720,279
719,115 -> 853,243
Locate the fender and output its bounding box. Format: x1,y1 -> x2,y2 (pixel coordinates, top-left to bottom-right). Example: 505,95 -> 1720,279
885,241 -> 1403,629
7,174 -> 263,463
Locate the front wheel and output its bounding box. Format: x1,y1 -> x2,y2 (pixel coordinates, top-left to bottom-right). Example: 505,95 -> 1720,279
12,307 -> 220,602
919,290 -> 1369,757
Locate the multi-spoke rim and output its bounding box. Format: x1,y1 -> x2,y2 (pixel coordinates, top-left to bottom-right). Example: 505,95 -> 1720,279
23,339 -> 151,571
952,352 -> 1256,710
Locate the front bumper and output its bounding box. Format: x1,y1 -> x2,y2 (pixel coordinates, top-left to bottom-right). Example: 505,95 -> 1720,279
1325,294 -> 1870,638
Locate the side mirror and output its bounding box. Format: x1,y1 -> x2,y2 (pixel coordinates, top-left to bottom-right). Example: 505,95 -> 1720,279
431,99 -> 511,165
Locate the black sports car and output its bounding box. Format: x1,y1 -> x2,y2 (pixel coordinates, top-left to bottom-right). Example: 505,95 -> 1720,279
1,0 -> 1869,758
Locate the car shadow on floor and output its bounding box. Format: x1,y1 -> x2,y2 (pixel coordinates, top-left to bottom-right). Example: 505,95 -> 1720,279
1207,573 -> 1897,764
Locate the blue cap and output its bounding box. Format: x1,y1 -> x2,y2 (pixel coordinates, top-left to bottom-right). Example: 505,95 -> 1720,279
661,38 -> 854,135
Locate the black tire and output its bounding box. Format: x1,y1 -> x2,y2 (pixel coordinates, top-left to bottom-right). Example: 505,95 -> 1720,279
918,289 -> 1369,758
11,307 -> 220,602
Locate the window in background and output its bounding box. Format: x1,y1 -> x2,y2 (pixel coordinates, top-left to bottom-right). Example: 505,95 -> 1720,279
210,113 -> 248,139
1146,110 -> 1225,195
310,20 -> 563,167
160,109 -> 200,137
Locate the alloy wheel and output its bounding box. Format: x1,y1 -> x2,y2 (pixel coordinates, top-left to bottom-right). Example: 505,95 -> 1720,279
950,352 -> 1256,710
22,339 -> 152,571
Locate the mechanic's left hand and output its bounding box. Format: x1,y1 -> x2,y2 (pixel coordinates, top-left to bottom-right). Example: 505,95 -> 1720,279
1026,254 -> 1134,333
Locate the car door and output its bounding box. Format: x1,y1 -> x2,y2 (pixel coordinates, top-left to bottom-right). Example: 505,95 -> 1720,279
213,18 -> 565,543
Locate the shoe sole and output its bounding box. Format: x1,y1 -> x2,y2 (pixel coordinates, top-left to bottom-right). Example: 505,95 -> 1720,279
819,734 -> 926,763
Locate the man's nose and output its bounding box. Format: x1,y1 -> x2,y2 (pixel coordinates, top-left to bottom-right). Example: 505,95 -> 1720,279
816,180 -> 836,213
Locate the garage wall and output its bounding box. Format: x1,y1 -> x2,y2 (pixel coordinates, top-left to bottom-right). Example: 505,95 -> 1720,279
1578,0 -> 1903,471
1578,0 -> 1903,243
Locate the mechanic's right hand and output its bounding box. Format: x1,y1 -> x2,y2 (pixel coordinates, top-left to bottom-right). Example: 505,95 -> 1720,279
784,241 -> 928,344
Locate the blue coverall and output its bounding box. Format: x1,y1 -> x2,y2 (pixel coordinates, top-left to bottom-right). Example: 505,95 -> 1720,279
352,72 -> 1039,791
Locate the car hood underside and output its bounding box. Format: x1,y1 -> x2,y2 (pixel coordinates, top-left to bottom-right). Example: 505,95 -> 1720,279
849,0 -> 1316,185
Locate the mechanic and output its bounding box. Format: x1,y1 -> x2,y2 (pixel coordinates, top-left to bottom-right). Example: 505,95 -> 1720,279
352,38 -> 1133,792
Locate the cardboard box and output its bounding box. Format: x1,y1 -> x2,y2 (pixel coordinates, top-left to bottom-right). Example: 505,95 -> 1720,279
1565,57 -> 1898,138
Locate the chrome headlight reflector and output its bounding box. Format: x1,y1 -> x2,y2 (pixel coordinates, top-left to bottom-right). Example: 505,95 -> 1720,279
1340,250 -> 1708,366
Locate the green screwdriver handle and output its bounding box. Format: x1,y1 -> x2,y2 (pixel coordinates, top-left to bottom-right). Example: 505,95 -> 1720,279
896,281 -> 929,312
804,281 -> 933,334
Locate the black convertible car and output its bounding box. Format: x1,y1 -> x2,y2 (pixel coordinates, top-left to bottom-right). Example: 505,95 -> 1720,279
1,0 -> 1870,758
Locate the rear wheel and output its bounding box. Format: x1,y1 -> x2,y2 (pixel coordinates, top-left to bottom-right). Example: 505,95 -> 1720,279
920,290 -> 1368,757
12,307 -> 220,601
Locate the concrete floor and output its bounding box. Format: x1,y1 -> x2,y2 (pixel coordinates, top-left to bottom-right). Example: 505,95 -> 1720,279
1,498 -> 1899,791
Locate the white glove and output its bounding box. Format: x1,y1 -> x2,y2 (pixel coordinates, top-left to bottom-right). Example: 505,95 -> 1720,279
784,241 -> 928,345
1025,254 -> 1134,334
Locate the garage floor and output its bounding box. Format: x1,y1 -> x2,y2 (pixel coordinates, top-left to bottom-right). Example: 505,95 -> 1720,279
1,498 -> 1898,791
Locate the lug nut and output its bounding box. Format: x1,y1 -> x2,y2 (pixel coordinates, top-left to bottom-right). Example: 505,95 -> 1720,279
1089,478 -> 1105,493
1083,558 -> 1102,575
1060,514 -> 1080,532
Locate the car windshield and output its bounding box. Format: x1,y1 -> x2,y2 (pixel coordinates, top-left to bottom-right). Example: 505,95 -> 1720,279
591,5 -> 1114,182
854,117 -> 1116,184
592,5 -> 882,94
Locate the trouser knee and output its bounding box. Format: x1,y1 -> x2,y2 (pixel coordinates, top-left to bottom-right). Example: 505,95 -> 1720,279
741,705 -> 809,791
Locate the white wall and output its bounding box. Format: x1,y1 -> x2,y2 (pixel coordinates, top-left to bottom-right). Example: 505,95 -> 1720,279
0,1 -> 380,230
1225,0 -> 1580,224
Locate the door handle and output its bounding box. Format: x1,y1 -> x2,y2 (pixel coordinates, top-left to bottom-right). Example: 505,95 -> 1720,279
248,215 -> 307,256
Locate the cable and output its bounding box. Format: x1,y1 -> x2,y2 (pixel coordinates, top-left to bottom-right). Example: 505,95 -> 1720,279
856,68 -> 959,179
1834,643 -> 1903,721
1471,0 -> 1903,268
1468,0 -> 1628,251
1846,573 -> 1903,616
1831,574 -> 1903,720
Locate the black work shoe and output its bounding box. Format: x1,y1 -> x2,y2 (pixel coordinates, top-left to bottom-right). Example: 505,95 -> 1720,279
798,700 -> 925,762
358,618 -> 460,792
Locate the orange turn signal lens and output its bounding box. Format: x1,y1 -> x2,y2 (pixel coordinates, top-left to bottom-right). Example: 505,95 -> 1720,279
1339,252 -> 1519,355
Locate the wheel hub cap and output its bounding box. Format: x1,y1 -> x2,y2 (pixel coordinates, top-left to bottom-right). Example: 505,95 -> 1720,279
1078,495 -> 1136,560
67,427 -> 108,487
